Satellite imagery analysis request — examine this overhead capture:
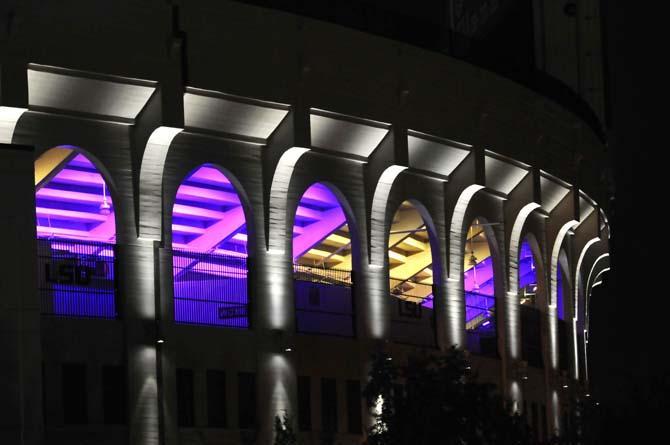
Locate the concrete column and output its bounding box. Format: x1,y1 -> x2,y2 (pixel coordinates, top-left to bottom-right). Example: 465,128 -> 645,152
157,246 -> 179,445
0,144 -> 43,445
117,240 -> 161,445
254,249 -> 297,444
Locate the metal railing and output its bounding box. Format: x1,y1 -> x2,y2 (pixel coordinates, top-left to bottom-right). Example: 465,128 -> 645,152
293,264 -> 354,337
465,291 -> 496,331
36,238 -> 116,319
465,291 -> 498,357
173,249 -> 249,328
292,264 -> 352,286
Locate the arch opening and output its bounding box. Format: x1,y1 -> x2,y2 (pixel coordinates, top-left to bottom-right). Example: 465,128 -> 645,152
519,237 -> 543,368
388,201 -> 437,346
35,147 -> 117,318
171,164 -> 249,328
291,182 -> 356,337
464,218 -> 497,356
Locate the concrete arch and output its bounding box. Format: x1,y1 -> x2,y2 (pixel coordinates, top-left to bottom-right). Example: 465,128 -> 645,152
507,202 -> 541,294
574,238 -> 600,319
586,254 -> 610,298
0,106 -> 27,144
267,147 -> 311,253
546,240 -> 574,371
508,203 -> 542,296
519,232 -> 549,309
138,127 -> 183,241
591,268 -> 609,289
463,214 -> 506,356
369,165 -> 408,267
446,184 -> 485,347
585,253 -> 610,331
549,220 -> 579,308
571,238 -> 600,380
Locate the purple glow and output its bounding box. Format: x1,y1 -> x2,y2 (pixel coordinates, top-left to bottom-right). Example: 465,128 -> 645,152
36,151 -> 116,243
519,239 -> 538,305
172,165 -> 247,255
464,227 -> 496,337
295,280 -> 353,336
172,165 -> 249,328
292,183 -> 348,262
557,262 -> 564,320
37,239 -> 116,318
35,151 -> 117,318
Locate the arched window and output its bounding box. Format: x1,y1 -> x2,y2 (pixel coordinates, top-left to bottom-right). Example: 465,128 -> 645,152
388,201 -> 436,346
171,165 -> 249,328
519,237 -> 543,368
292,183 -> 355,336
557,261 -> 565,321
35,147 -> 116,318
464,219 -> 497,356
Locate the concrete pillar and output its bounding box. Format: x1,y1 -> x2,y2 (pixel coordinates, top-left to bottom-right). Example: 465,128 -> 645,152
157,246 -> 179,445
254,248 -> 297,444
117,240 -> 161,445
0,144 -> 43,445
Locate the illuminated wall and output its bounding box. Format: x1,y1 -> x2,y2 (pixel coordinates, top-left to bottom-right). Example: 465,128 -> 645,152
464,219 -> 496,355
35,148 -> 117,318
171,165 -> 249,328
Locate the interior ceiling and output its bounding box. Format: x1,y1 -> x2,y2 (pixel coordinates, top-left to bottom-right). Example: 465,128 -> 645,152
387,202 -> 433,304
293,183 -> 351,269
35,150 -> 116,242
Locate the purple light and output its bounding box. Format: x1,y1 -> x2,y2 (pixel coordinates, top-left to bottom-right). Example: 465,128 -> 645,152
292,183 -> 347,261
519,240 -> 537,292
172,165 -> 250,328
36,150 -> 116,243
557,262 -> 564,320
464,226 -> 495,334
37,238 -> 116,318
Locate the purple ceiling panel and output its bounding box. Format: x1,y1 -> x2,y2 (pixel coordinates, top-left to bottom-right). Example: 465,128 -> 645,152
292,183 -> 347,261
35,151 -> 116,243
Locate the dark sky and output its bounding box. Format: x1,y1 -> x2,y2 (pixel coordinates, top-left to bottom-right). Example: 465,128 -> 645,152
588,1 -> 666,442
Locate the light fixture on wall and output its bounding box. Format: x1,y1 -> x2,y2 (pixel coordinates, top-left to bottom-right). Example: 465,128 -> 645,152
99,182 -> 111,215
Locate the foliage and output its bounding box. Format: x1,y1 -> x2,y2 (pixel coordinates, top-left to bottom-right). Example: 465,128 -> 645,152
274,412 -> 298,445
363,346 -> 530,445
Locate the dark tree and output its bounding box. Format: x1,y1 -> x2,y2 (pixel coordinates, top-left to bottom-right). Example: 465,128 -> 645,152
363,346 -> 530,445
274,412 -> 298,445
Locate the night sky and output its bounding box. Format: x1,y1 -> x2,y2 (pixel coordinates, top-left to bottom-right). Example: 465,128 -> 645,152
587,2 -> 665,442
